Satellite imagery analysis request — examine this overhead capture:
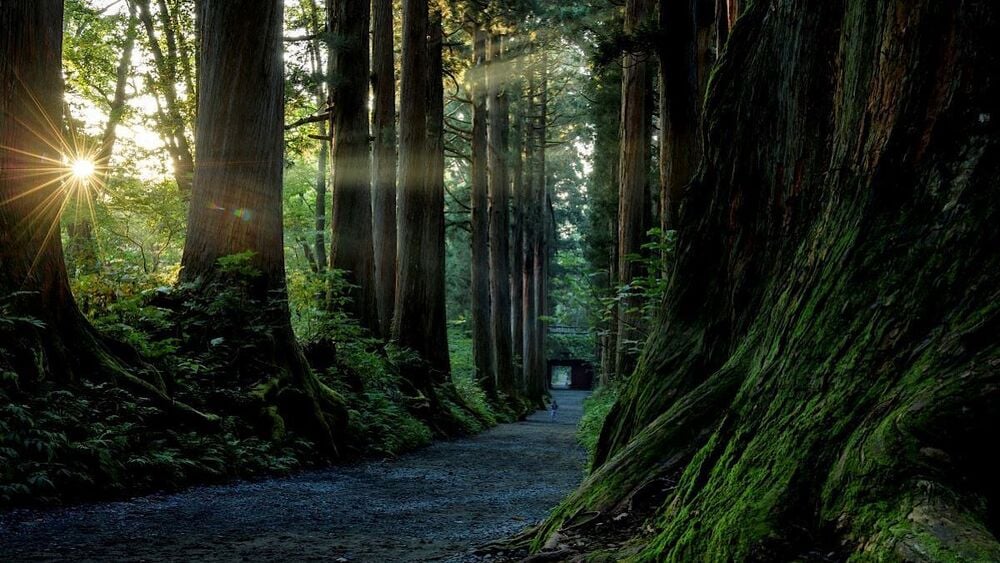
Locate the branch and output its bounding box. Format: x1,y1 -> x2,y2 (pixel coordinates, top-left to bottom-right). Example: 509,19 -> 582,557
284,33 -> 321,42
285,111 -> 331,130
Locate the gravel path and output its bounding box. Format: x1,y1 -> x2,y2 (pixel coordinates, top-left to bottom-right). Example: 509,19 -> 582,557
0,390 -> 588,562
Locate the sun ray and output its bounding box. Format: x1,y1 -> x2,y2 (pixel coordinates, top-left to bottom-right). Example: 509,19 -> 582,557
1,76 -> 118,280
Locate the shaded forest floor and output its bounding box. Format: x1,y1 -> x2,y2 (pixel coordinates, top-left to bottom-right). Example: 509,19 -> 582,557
0,390 -> 588,562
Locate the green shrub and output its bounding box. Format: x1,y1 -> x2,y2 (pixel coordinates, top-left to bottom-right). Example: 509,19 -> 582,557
577,381 -> 621,472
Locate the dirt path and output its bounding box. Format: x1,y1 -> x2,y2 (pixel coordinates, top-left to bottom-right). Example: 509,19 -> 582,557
0,390 -> 588,562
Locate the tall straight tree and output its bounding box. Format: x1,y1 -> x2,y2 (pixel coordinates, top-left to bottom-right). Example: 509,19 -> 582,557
328,0 -> 379,334
614,0 -> 655,378
306,0 -> 328,273
470,25 -> 495,397
531,49 -> 550,402
510,98 -> 525,392
371,0 -> 397,335
181,0 -> 343,446
0,0 -> 206,422
487,34 -> 515,398
393,0 -> 450,380
521,49 -> 539,403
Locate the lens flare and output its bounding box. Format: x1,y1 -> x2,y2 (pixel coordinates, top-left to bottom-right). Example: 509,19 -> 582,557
0,76 -> 114,277
71,159 -> 96,180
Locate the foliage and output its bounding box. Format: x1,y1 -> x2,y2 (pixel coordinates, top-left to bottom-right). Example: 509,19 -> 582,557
0,376 -> 308,506
603,228 -> 675,359
576,381 -> 621,471
448,326 -> 499,427
1,0 -> 597,509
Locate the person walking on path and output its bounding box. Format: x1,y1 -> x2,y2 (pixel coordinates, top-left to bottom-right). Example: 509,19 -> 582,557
550,399 -> 559,421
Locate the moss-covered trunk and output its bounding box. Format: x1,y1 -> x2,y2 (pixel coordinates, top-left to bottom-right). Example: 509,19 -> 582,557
531,0 -> 1000,560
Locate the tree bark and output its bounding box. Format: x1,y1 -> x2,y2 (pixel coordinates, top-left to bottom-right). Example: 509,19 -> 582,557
487,35 -> 515,399
510,98 -> 525,392
614,0 -> 655,379
532,50 -> 550,402
181,0 -> 343,448
533,1 -> 1000,560
371,0 -> 397,336
0,0 -> 106,379
393,0 -> 450,381
328,0 -> 379,335
470,26 -> 495,397
521,50 -> 539,404
306,0 -> 327,274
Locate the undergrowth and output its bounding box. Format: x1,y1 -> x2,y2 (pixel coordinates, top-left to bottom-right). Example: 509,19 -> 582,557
577,380 -> 620,471
0,255 -> 500,508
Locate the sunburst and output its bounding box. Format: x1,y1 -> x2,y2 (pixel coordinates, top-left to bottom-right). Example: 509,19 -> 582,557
1,76 -> 113,276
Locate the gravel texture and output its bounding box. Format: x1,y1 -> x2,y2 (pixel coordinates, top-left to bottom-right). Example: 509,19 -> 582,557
0,390 -> 588,562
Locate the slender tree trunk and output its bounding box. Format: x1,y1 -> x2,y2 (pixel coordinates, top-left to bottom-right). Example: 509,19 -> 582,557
470,26 -> 495,397
66,5 -> 138,276
327,0 -> 379,335
371,0 -> 397,336
532,50 -> 550,400
487,34 -> 515,399
181,0 -> 343,447
135,0 -> 194,197
510,100 -> 525,392
602,239 -> 618,385
314,121 -> 329,272
306,0 -> 327,273
521,51 -> 538,404
614,0 -> 655,378
393,0 -> 450,381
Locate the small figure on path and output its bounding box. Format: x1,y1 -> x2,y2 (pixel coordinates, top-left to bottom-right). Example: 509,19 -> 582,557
550,399 -> 559,421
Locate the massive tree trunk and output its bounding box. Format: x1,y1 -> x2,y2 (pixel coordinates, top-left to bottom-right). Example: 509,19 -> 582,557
371,0 -> 397,337
0,1 -> 113,378
393,0 -> 450,384
487,35 -> 515,400
328,0 -> 379,335
531,1 -> 1000,560
614,0 -> 655,379
470,27 -> 495,398
0,0 -> 207,423
180,0 -> 343,449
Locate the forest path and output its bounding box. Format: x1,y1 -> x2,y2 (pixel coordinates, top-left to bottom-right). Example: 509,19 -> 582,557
0,390 -> 588,562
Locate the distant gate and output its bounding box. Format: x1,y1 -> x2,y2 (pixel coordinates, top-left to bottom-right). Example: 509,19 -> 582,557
547,325 -> 595,390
